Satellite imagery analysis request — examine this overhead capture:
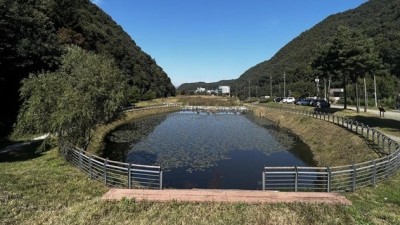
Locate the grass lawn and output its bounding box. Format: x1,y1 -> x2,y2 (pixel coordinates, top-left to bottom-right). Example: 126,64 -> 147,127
0,146 -> 399,224
1,101 -> 399,224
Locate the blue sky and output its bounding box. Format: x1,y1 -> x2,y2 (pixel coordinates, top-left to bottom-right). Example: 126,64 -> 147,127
93,0 -> 367,86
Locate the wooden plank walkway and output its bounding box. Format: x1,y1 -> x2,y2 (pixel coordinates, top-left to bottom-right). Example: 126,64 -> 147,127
102,189 -> 351,205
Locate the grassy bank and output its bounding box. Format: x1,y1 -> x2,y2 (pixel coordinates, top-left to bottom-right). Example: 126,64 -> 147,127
1,102 -> 400,224
1,146 -> 399,224
252,106 -> 378,166
87,106 -> 180,155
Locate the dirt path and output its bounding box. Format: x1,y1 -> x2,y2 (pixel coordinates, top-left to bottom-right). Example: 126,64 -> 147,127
102,189 -> 351,205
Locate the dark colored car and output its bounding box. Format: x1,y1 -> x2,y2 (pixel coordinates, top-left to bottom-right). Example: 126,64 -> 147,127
312,99 -> 331,108
273,97 -> 283,102
296,99 -> 311,106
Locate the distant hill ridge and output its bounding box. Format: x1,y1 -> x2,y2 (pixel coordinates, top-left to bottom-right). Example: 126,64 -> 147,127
179,0 -> 400,97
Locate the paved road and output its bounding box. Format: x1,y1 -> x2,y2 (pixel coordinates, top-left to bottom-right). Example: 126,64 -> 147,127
331,104 -> 400,121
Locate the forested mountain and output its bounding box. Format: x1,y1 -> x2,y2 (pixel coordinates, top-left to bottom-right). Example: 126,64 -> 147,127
181,0 -> 400,99
0,0 -> 175,136
235,0 -> 400,97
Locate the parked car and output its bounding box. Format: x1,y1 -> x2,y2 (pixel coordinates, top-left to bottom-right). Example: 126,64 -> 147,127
312,99 -> 331,108
296,99 -> 311,106
273,97 -> 283,102
285,97 -> 295,103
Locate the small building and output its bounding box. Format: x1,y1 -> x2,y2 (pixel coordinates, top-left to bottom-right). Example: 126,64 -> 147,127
195,87 -> 206,93
218,86 -> 230,95
329,88 -> 344,103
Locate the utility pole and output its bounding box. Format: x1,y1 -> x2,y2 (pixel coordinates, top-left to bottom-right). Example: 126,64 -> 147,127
248,80 -> 251,100
364,77 -> 368,112
372,70 -> 377,107
256,79 -> 259,98
283,72 -> 286,98
270,74 -> 273,97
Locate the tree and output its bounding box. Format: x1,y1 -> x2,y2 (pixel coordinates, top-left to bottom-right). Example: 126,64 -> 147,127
13,46 -> 130,149
312,27 -> 382,111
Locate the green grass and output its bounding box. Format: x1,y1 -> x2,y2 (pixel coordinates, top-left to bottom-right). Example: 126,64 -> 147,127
1,147 -> 400,224
252,106 -> 378,166
1,101 -> 400,224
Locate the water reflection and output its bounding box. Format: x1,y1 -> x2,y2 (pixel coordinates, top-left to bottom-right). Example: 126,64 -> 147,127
105,111 -> 315,189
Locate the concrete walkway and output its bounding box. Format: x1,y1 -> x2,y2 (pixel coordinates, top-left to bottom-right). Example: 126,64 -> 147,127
102,189 -> 351,205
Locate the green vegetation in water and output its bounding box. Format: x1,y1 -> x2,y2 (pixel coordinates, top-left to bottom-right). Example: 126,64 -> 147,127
106,111 -> 302,172
104,114 -> 168,161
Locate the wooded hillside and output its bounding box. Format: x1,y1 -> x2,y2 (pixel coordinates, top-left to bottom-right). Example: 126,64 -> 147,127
180,0 -> 399,101
0,0 -> 175,136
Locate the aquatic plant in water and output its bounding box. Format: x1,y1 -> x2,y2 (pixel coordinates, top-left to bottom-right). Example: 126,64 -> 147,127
114,111 -> 295,171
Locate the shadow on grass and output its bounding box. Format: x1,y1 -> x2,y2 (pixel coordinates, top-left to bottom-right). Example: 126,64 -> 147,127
314,107 -> 346,114
0,140 -> 44,162
350,116 -> 400,134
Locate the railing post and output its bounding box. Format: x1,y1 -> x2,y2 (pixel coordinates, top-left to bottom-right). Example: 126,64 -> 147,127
372,130 -> 375,142
355,122 -> 359,134
352,164 -> 357,192
262,171 -> 265,191
104,159 -> 108,185
386,156 -> 391,178
79,150 -> 83,169
361,124 -> 364,136
342,117 -> 345,127
327,166 -> 331,192
159,170 -> 163,190
128,164 -> 132,189
323,112 -> 326,121
350,120 -> 353,131
367,126 -> 370,140
89,155 -> 92,179
372,160 -> 377,186
382,137 -> 385,152
295,166 -> 298,192
377,133 -> 380,146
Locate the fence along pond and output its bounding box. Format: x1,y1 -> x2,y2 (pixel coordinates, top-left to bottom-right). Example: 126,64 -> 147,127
255,105 -> 400,192
62,104 -> 400,192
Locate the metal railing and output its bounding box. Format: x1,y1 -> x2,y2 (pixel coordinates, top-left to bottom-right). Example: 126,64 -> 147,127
61,105 -> 182,189
252,105 -> 400,192
62,146 -> 163,189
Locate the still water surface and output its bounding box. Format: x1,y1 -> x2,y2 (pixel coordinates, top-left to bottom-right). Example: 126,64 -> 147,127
105,111 -> 314,189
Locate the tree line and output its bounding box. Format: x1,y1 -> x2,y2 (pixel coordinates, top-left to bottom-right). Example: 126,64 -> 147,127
0,0 -> 175,137
231,0 -> 399,105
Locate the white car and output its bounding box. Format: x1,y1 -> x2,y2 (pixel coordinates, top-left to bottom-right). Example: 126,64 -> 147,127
286,97 -> 295,103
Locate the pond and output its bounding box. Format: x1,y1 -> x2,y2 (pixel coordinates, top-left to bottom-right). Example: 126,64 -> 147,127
105,111 -> 315,190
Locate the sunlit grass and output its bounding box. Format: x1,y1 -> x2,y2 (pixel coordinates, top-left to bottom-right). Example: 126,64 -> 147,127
252,106 -> 378,166
2,100 -> 400,224
1,147 -> 399,224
